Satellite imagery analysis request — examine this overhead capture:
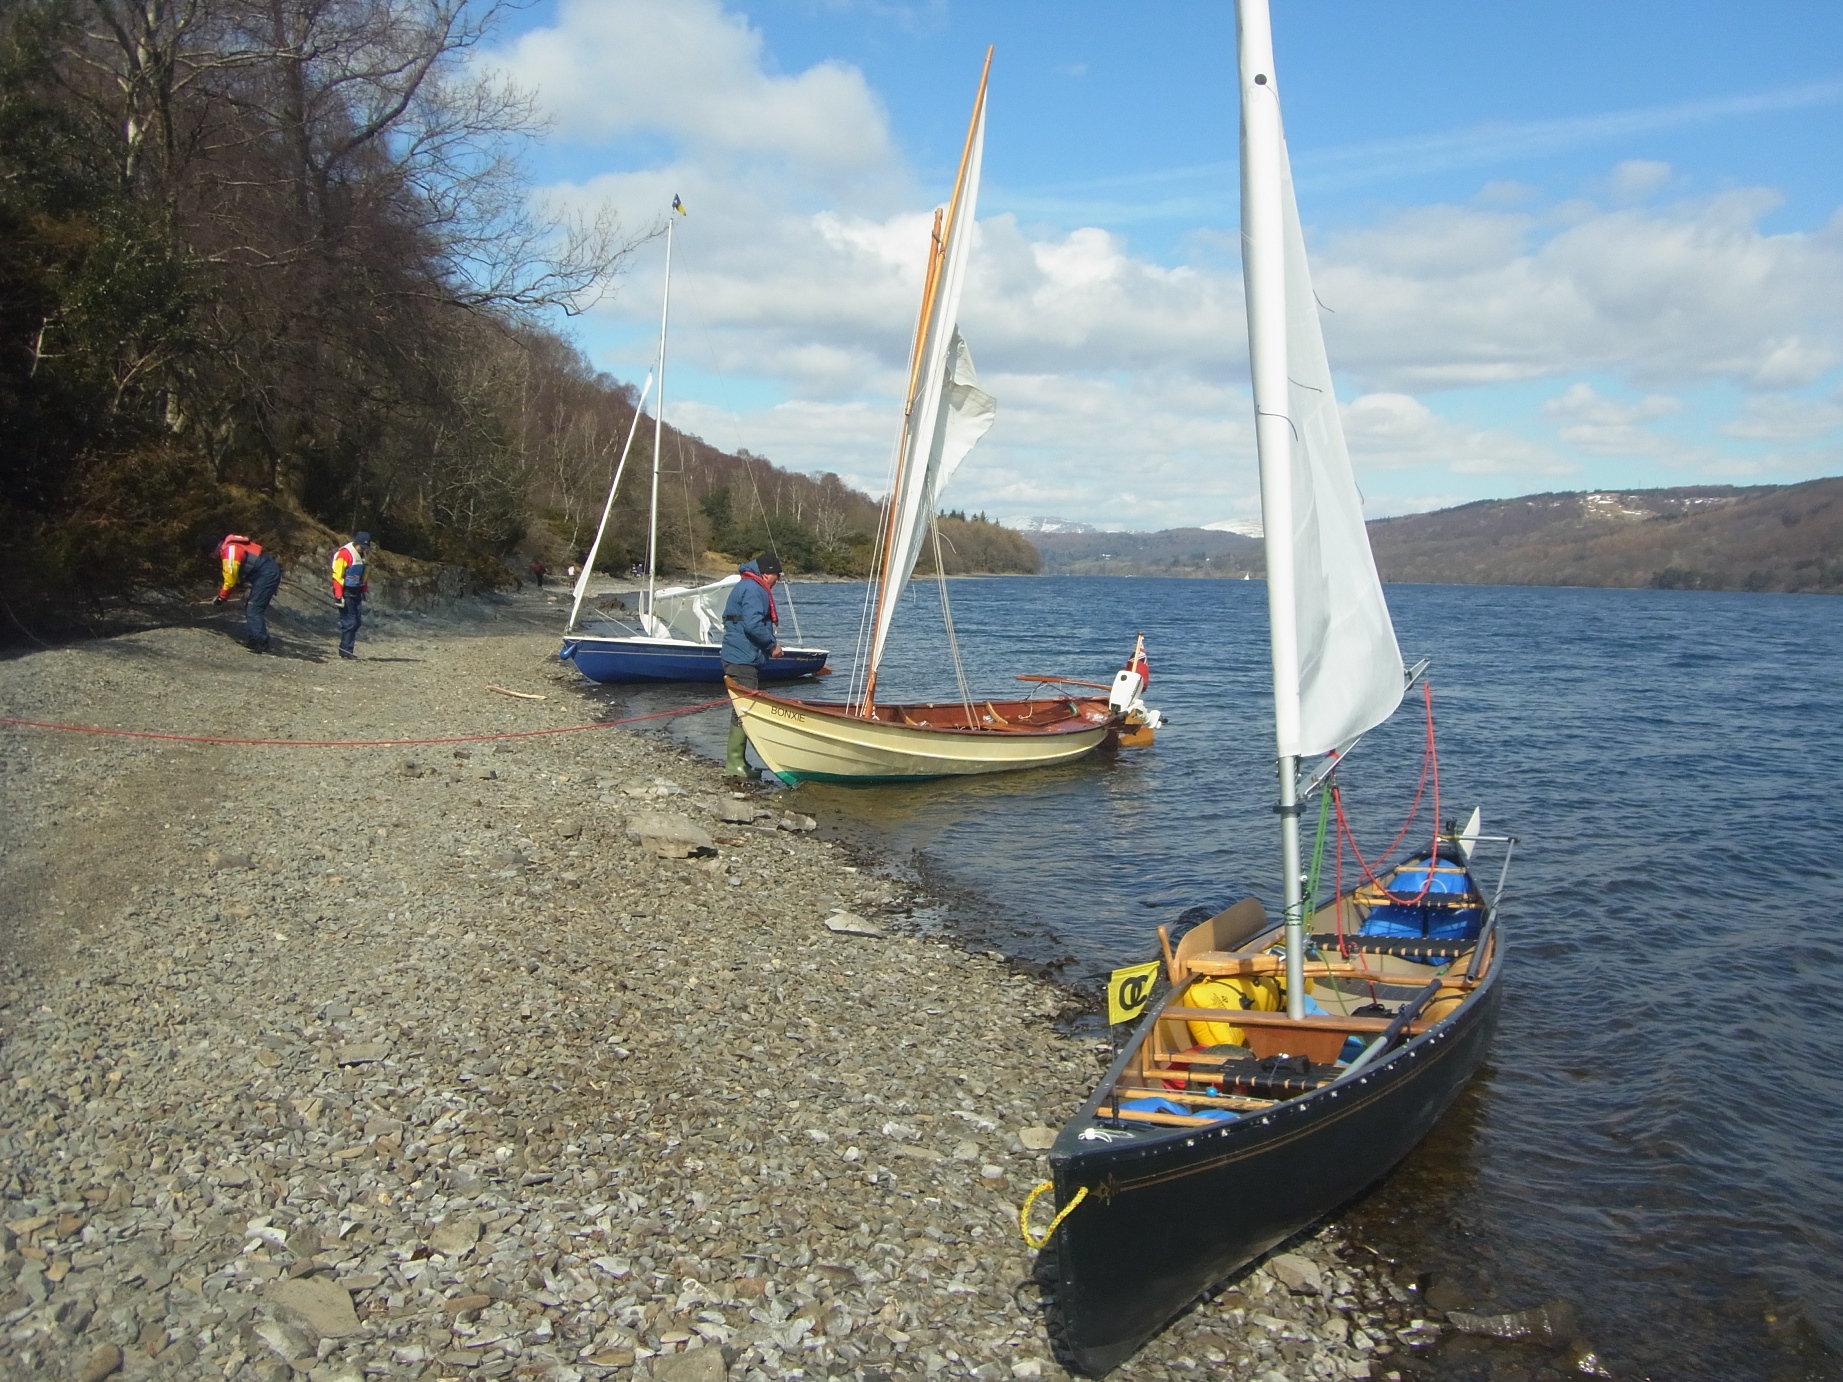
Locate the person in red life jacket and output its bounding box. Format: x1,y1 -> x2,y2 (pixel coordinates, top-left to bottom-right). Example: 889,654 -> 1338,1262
530,557 -> 547,589
720,552 -> 784,780
215,534 -> 283,653
330,532 -> 372,660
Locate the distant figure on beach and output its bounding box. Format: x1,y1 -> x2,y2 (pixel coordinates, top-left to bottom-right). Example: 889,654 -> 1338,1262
530,558 -> 547,589
721,552 -> 784,780
566,562 -> 579,581
215,534 -> 282,653
330,532 -> 372,661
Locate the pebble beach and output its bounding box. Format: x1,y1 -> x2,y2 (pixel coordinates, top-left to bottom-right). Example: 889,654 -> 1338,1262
0,584 -> 1426,1382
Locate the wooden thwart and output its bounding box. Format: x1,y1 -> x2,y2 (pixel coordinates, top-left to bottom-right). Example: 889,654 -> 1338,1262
1159,1006 -> 1435,1036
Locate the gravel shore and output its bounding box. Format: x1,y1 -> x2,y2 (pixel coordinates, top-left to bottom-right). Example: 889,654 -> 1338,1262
0,588 -> 1421,1382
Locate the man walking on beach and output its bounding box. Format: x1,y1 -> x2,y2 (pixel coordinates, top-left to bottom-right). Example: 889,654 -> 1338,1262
330,532 -> 371,660
721,552 -> 784,781
215,534 -> 283,653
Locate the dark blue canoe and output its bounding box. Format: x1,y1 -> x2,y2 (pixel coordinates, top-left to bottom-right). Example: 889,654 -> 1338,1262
1036,839 -> 1504,1374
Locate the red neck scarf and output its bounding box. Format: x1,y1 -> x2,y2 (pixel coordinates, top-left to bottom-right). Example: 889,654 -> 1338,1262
742,570 -> 778,624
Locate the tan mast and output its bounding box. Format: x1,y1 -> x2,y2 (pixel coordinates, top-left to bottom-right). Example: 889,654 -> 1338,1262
860,45 -> 993,718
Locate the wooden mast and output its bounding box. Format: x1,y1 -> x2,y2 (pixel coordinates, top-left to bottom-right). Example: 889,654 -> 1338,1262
859,46 -> 993,718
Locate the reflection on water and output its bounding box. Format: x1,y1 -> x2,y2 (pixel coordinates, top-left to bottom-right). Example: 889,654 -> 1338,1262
570,575 -> 1843,1381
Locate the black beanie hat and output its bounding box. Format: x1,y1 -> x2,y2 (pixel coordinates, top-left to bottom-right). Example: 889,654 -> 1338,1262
755,552 -> 783,575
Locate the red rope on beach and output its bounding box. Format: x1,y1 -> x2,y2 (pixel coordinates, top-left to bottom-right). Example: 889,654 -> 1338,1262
0,699 -> 728,749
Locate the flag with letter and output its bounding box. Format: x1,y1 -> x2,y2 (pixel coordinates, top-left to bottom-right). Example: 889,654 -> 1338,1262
672,194 -> 686,215
1106,960 -> 1160,1025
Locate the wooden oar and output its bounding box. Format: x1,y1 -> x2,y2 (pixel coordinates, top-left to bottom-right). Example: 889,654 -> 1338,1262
1016,674 -> 1112,691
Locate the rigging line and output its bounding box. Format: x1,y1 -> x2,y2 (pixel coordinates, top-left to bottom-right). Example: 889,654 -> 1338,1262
0,700 -> 729,749
929,513 -> 974,721
741,454 -> 804,644
1333,680 -> 1444,904
851,425 -> 905,710
676,432 -> 699,584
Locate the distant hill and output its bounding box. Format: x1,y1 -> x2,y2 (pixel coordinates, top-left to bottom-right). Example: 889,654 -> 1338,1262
1030,526 -> 1264,576
1020,479 -> 1843,593
1366,478 -> 1843,593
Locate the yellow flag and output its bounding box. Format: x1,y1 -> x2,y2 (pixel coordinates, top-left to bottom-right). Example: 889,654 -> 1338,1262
1106,961 -> 1160,1025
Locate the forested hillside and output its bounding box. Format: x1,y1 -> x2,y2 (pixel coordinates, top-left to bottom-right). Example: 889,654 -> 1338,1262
0,0 -> 946,633
1365,479 -> 1843,592
1020,480 -> 1842,592
1030,527 -> 1261,576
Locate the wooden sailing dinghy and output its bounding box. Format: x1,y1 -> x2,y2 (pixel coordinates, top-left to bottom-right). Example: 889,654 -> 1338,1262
1021,6 -> 1513,1371
729,51 -> 1158,784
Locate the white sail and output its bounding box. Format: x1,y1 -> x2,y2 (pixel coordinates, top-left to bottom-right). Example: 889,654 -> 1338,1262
866,90 -> 993,679
566,372 -> 653,633
1239,2 -> 1402,761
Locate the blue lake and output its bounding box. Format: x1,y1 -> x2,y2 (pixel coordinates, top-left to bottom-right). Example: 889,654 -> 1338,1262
579,575 -> 1843,1381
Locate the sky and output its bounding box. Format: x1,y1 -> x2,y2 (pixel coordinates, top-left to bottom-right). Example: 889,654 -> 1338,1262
480,0 -> 1843,529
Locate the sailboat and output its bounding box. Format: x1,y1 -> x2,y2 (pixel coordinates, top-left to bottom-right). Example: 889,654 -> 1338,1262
728,52 -> 1159,783
1021,6 -> 1512,1372
560,201 -> 830,685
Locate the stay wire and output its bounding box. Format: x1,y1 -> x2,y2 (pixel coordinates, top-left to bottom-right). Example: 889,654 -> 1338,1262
929,514 -> 975,720
1332,679 -> 1443,905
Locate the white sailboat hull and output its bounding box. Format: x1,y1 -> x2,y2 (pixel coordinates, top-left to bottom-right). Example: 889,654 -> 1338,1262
730,686 -> 1112,783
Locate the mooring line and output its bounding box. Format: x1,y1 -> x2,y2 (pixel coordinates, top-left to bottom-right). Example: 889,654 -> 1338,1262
0,699 -> 728,749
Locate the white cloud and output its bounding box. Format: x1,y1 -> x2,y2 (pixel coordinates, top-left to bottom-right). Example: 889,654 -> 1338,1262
488,0 -> 894,175
502,2 -> 1843,527
1539,383 -> 1684,455
1719,392 -> 1843,442
1316,190 -> 1843,393
1344,393 -> 1576,479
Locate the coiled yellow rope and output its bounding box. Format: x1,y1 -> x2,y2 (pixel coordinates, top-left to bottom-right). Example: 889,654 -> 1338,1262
1019,1181 -> 1088,1249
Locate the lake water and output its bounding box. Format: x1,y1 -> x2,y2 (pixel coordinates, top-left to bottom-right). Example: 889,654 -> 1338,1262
578,575 -> 1843,1381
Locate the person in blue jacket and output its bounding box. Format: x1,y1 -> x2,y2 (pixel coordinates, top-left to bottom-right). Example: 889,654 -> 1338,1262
721,552 -> 784,780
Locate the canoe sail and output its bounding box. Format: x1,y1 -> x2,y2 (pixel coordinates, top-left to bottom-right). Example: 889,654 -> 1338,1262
862,63 -> 997,695
1239,3 -> 1402,760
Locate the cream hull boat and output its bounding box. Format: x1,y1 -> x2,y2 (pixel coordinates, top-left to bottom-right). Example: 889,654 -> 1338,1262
729,683 -> 1115,784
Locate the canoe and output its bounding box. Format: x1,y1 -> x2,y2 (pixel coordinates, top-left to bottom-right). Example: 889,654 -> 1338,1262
727,682 -> 1118,783
561,635 -> 828,685
1034,841 -> 1504,1374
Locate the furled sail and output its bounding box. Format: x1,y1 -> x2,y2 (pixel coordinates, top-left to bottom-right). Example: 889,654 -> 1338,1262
1240,12 -> 1403,760
641,574 -> 740,643
865,80 -> 995,679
